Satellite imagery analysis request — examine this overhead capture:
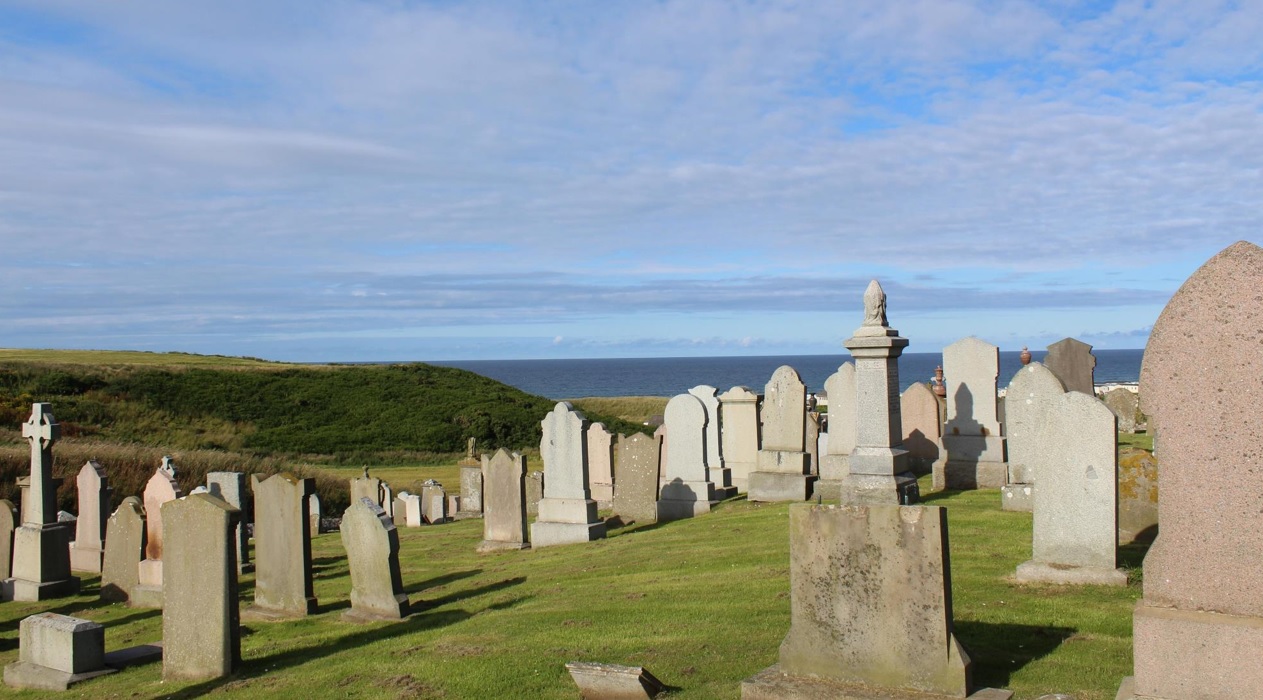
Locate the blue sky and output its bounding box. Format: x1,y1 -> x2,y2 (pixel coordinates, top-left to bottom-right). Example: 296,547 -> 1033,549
1,1 -> 1260,361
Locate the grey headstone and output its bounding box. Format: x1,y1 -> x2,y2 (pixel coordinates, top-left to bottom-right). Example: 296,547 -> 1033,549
718,386 -> 759,492
69,461 -> 112,574
100,497 -> 145,603
3,613 -> 113,691
658,393 -> 716,521
349,468 -> 382,508
459,465 -> 483,513
478,449 -> 530,552
531,403 -> 605,547
689,385 -> 732,492
0,500 -> 15,581
1044,337 -> 1096,396
249,473 -> 317,617
525,471 -> 544,517
206,472 -> 250,573
938,337 -> 1008,490
341,497 -> 410,621
900,382 -> 942,473
1004,363 -> 1066,486
612,432 -> 661,526
750,366 -> 813,502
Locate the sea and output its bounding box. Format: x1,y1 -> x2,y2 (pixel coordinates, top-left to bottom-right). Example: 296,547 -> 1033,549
430,349 -> 1145,400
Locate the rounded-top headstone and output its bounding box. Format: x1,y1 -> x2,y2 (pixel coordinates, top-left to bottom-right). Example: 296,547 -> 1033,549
663,393 -> 708,482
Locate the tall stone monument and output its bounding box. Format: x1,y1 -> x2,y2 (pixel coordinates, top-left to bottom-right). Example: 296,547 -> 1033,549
658,393 -> 719,521
162,493 -> 241,681
1000,362 -> 1065,512
718,387 -> 759,492
248,473 -> 316,617
2,404 -> 79,601
839,281 -> 917,504
69,460 -> 112,573
816,363 -> 856,500
530,402 -> 606,547
1117,241 -> 1263,699
742,503 -> 1007,699
1044,337 -> 1096,396
749,366 -> 814,502
937,337 -> 1008,490
341,497 -> 410,621
688,385 -> 737,498
478,449 -> 530,552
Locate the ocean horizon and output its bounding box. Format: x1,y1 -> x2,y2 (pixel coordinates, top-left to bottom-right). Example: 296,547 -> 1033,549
428,349 -> 1145,400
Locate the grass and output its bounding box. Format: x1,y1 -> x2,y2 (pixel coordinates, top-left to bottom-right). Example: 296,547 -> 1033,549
0,476 -> 1142,699
566,397 -> 669,426
0,349 -> 295,368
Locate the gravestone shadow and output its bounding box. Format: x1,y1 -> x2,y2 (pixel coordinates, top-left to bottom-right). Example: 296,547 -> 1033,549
953,620 -> 1075,688
403,568 -> 481,596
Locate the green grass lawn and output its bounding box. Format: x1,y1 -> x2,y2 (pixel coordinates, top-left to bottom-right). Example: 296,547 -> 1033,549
0,476 -> 1141,699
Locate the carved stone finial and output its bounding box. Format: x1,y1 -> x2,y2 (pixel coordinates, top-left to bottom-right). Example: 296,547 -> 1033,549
1019,346 -> 1032,365
862,280 -> 888,327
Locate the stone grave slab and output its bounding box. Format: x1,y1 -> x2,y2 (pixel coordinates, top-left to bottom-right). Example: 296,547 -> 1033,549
69,460 -> 111,574
478,449 -> 530,552
718,386 -> 759,493
341,497 -> 410,621
100,497 -> 145,603
248,473 -> 317,618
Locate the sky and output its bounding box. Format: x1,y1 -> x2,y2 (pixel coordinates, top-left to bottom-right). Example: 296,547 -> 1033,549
1,1 -> 1261,362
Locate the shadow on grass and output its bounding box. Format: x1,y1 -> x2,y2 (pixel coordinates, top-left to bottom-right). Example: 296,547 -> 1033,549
954,620 -> 1075,689
103,606 -> 162,629
403,568 -> 481,596
919,489 -> 963,504
417,576 -> 526,610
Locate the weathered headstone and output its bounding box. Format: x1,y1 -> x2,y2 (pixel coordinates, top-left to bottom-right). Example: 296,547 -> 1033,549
525,470 -> 544,516
205,471 -> 251,574
817,362 -> 857,500
0,500 -> 15,582
308,493 -> 323,535
1117,241 -> 1263,700
613,432 -> 661,526
1015,391 -> 1125,586
1118,449 -> 1158,544
937,337 -> 1008,490
420,481 -> 447,524
341,497 -> 410,621
69,461 -> 112,574
688,385 -> 737,498
349,467 -> 383,508
446,493 -> 460,515
458,464 -> 484,516
658,393 -> 719,521
3,613 -> 114,690
587,422 -> 616,505
565,661 -> 667,700
1102,387 -> 1140,433
395,492 -> 423,527
1044,337 -> 1096,396
100,497 -> 145,603
248,473 -> 317,617
133,466 -> 182,608
380,482 -> 395,519
162,493 -> 241,681
478,449 -> 530,552
749,366 -> 814,502
531,402 -> 606,547
901,381 -> 942,475
1000,362 -> 1065,512
742,504 -> 1005,699
3,404 -> 79,602
459,437 -> 479,467
718,386 -> 759,492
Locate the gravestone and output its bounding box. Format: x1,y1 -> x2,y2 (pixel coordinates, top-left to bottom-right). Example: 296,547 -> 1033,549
3,404 -> 79,602
805,412 -> 821,477
817,363 -> 857,500
565,662 -> 666,700
1044,337 -> 1096,396
587,422 -> 616,505
349,468 -> 383,508
1117,241 -> 1263,700
749,366 -> 814,502
0,500 -> 15,581
69,461 -> 112,574
1015,391 -> 1126,586
658,393 -> 719,521
531,402 -> 606,547
478,449 -> 530,552
205,472 -> 251,574
525,471 -> 544,516
421,481 -> 447,524
901,381 -> 942,475
395,492 -> 423,527
742,504 -> 1005,700
380,482 -> 395,519
718,386 -> 759,492
1102,388 -> 1140,433
133,466 -> 182,608
1118,449 -> 1158,544
459,437 -> 479,467
458,465 -> 484,516
162,493 -> 241,682
341,497 -> 410,621
100,497 -> 145,603
248,473 -> 317,617
688,385 -> 737,498
612,432 -> 661,526
937,337 -> 1008,490
308,493 -> 323,535
446,493 -> 461,515
3,613 -> 114,691
1000,363 -> 1065,512
654,424 -> 669,479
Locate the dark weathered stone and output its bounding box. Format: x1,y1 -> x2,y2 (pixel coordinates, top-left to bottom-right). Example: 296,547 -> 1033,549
248,473 -> 316,617
1118,449 -> 1158,544
478,449 -> 529,552
1044,337 -> 1096,396
100,497 -> 145,603
341,497 -> 409,621
612,433 -> 661,526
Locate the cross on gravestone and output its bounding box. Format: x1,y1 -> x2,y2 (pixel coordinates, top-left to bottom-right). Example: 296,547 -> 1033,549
21,404 -> 60,526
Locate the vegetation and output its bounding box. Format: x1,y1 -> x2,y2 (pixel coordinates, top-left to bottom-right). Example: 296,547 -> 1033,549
0,477 -> 1142,700
566,396 -> 668,426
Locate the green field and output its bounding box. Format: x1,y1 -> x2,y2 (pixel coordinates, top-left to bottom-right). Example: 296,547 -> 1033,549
0,477 -> 1142,700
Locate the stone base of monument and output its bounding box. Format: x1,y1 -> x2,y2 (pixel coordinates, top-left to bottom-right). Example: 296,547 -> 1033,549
1015,560 -> 1127,587
1,576 -> 81,603
476,539 -> 530,553
341,598 -> 410,624
934,459 -> 1009,491
453,510 -> 484,521
747,471 -> 816,502
69,545 -> 104,574
3,613 -> 115,691
1000,484 -> 1033,512
741,666 -> 1014,700
658,479 -> 721,521
839,473 -> 920,506
1113,602 -> 1263,699
243,597 -> 319,621
530,520 -> 606,548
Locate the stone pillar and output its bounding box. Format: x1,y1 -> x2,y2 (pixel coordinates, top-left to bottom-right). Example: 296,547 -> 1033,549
248,473 -> 316,618
718,387 -> 759,493
530,402 -> 606,548
341,497 -> 410,621
69,461 -> 112,574
840,281 -> 916,505
162,493 -> 241,682
3,404 -> 79,602
748,366 -> 814,502
478,449 -> 530,552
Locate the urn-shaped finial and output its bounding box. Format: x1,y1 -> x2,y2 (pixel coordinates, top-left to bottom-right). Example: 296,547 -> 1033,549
862,280 -> 888,327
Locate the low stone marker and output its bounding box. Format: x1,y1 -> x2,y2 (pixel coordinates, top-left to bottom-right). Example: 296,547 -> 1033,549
134,465 -> 182,608
206,471 -> 251,573
611,432 -> 661,526
100,497 -> 145,603
421,481 -> 447,523
395,492 -> 423,527
0,500 -> 15,581
341,497 -> 410,621
69,460 -> 112,574
3,613 -> 113,690
458,464 -> 484,517
478,449 -> 530,552
565,661 -> 666,700
162,493 -> 241,682
742,504 -> 1010,700
249,473 -> 317,617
